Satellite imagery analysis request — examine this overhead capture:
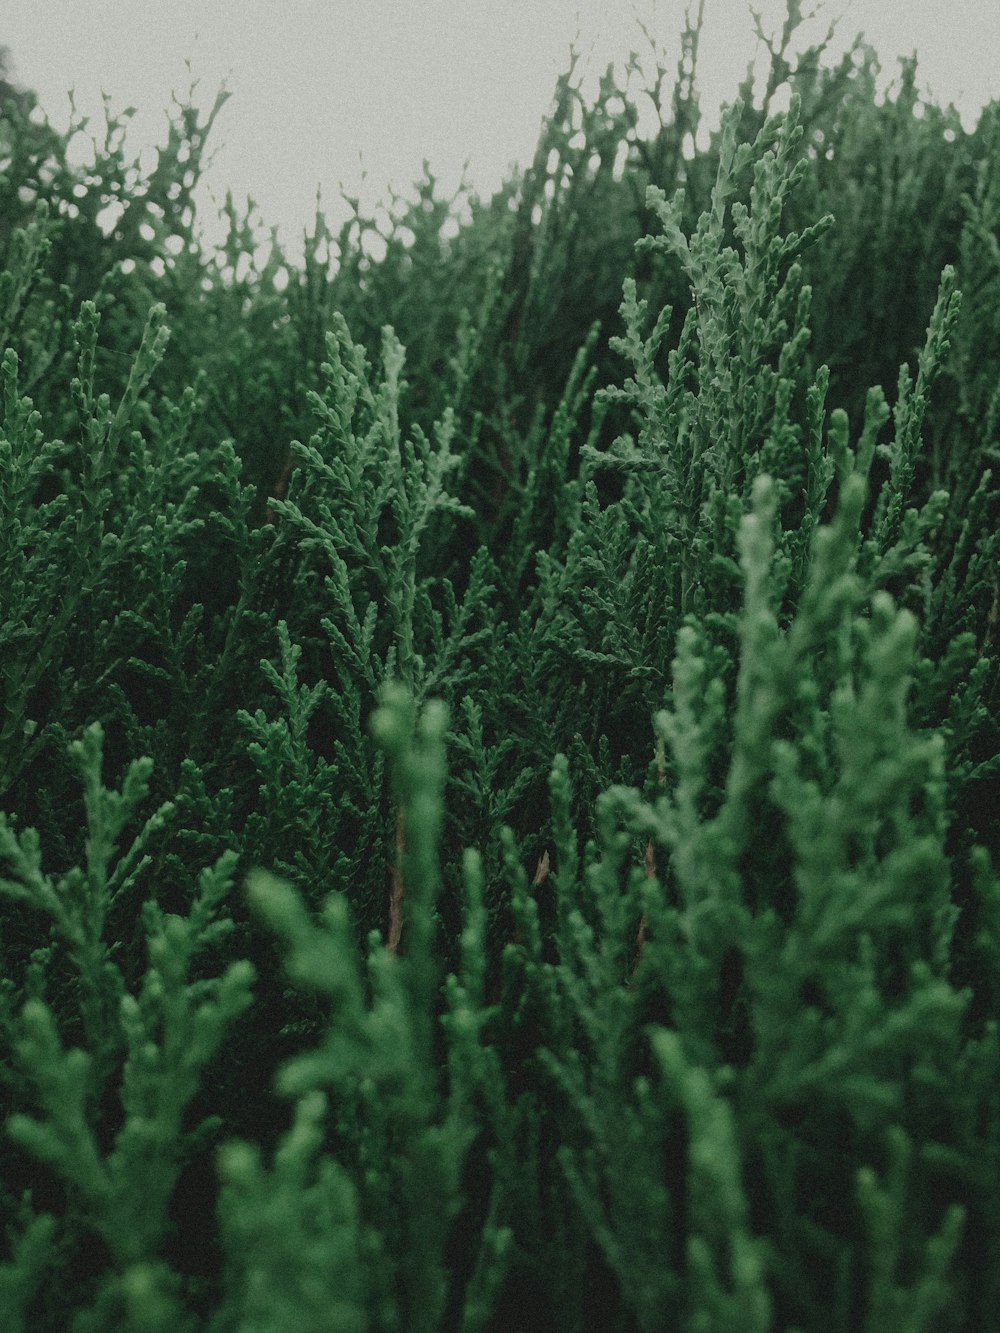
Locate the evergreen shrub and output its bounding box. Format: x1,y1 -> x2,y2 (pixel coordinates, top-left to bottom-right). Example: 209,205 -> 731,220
1,6 -> 998,1329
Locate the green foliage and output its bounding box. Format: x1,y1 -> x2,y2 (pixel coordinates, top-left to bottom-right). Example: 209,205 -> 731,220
1,725 -> 252,1328
223,686 -> 511,1332
1,3 -> 999,1328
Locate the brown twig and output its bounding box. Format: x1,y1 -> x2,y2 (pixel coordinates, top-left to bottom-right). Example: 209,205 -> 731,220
630,740 -> 668,985
387,805 -> 406,953
264,448 -> 294,525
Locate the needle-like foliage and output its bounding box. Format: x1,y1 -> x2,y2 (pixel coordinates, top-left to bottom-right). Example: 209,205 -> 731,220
1,3 -> 998,1327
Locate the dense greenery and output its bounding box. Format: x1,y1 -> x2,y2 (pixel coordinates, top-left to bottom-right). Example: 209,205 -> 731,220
1,6 -> 998,1328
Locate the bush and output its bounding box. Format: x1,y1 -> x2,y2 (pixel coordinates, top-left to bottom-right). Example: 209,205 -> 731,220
1,6 -> 998,1328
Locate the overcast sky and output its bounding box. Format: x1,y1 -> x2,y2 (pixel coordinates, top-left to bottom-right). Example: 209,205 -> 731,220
4,1 -> 998,264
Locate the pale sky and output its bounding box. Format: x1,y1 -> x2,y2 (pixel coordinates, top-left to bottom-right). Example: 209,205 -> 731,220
3,1 -> 998,265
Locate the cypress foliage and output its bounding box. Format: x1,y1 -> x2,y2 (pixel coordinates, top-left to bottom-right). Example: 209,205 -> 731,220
1,5 -> 998,1328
